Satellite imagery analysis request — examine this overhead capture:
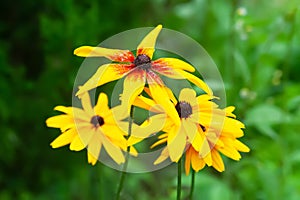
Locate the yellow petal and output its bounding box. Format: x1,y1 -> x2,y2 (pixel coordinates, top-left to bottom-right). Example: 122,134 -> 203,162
153,58 -> 195,72
94,93 -> 110,115
88,151 -> 98,166
179,88 -> 198,108
184,146 -> 192,175
50,128 -> 77,148
176,69 -> 213,96
224,106 -> 236,118
154,147 -> 169,165
150,137 -> 167,149
54,106 -> 90,121
119,71 -> 146,118
137,25 -> 162,59
74,46 -> 135,62
182,120 -> 199,150
234,140 -> 250,152
87,134 -> 103,165
76,64 -> 131,97
168,125 -> 186,162
80,92 -> 94,116
148,83 -> 180,126
46,115 -> 74,132
211,149 -> 225,172
99,132 -> 125,164
191,148 -> 206,172
70,126 -> 94,151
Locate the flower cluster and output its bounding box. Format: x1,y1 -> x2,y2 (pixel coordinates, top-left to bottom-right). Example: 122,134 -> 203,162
46,25 -> 249,174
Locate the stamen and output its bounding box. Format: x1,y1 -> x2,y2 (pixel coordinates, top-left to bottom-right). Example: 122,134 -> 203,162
90,115 -> 105,127
133,54 -> 151,70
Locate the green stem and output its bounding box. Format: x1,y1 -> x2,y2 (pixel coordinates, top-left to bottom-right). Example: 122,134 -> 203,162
116,106 -> 134,200
177,158 -> 182,200
189,169 -> 195,200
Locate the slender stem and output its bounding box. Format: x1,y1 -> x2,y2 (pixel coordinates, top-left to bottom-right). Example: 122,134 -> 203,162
189,169 -> 195,200
116,106 -> 134,200
177,158 -> 182,200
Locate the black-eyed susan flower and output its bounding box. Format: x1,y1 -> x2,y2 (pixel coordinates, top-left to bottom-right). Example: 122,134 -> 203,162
130,87 -> 249,173
74,25 -> 212,124
46,92 -> 132,165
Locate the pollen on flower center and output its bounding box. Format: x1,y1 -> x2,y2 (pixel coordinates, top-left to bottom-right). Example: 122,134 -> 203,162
175,101 -> 193,119
133,54 -> 151,70
90,115 -> 104,127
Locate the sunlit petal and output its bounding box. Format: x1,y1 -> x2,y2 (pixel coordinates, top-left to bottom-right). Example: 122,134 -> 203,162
153,58 -> 195,72
74,46 -> 135,62
168,125 -> 186,162
50,128 -> 77,148
99,133 -> 125,164
154,147 -> 169,165
137,25 -> 162,58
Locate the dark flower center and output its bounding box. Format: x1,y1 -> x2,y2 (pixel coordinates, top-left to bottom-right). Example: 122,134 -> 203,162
90,115 -> 104,127
133,54 -> 151,70
175,101 -> 193,119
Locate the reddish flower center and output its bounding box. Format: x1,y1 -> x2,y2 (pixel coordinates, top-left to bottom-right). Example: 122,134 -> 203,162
133,54 -> 151,70
175,101 -> 192,119
90,115 -> 105,127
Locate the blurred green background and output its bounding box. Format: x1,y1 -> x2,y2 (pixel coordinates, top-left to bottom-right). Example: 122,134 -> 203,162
1,0 -> 300,199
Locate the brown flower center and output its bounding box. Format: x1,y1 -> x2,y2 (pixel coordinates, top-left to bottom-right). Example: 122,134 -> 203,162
133,54 -> 151,70
175,101 -> 193,119
90,115 -> 104,127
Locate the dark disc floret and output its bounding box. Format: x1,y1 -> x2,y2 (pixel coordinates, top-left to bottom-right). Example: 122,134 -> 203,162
90,115 -> 105,127
133,54 -> 151,70
175,101 -> 193,119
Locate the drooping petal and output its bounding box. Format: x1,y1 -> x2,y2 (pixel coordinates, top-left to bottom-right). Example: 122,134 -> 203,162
191,148 -> 206,172
70,126 -> 94,151
211,149 -> 225,172
87,134 -> 103,165
137,25 -> 162,59
168,125 -> 186,162
234,140 -> 250,152
176,69 -> 213,96
148,82 -> 180,126
74,46 -> 135,62
154,147 -> 169,165
152,58 -> 195,72
50,128 -> 77,148
185,146 -> 192,175
99,132 -> 125,164
182,120 -> 201,151
88,151 -> 98,166
119,70 -> 146,118
76,63 -> 133,97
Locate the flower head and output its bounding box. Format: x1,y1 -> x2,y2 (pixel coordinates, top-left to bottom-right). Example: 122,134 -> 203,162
131,87 -> 249,173
46,92 -> 131,165
74,25 -> 212,125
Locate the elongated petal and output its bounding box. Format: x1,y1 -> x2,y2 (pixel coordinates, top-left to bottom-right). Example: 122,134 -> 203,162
148,82 -> 180,126
88,151 -> 98,166
133,95 -> 163,113
131,113 -> 166,139
119,70 -> 146,118
185,146 -> 192,175
211,149 -> 225,172
80,92 -> 94,116
54,106 -> 90,121
70,126 -> 94,151
154,147 -> 169,165
179,88 -> 198,108
74,46 -> 135,62
70,135 -> 85,151
76,64 -> 133,97
46,115 -> 74,132
191,148 -> 206,172
182,120 -> 201,151
176,70 -> 213,96
224,106 -> 236,118
234,140 -> 250,152
150,137 -> 167,149
153,58 -> 195,72
168,125 -> 186,162
99,133 -> 125,164
50,128 -> 77,148
87,134 -> 103,165
137,25 -> 162,58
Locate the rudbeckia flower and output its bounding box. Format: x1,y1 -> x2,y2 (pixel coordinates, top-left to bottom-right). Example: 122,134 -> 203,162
46,92 -> 131,165
130,88 -> 249,173
74,25 -> 212,125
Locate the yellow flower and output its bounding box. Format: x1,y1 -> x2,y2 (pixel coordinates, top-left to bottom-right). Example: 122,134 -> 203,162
74,25 -> 212,125
184,106 -> 250,174
46,92 -> 130,165
131,88 -> 249,173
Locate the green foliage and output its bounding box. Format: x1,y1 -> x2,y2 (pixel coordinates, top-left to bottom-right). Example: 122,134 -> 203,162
1,0 -> 300,199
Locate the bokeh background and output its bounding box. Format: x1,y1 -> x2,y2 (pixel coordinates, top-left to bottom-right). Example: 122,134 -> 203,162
1,0 -> 300,199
